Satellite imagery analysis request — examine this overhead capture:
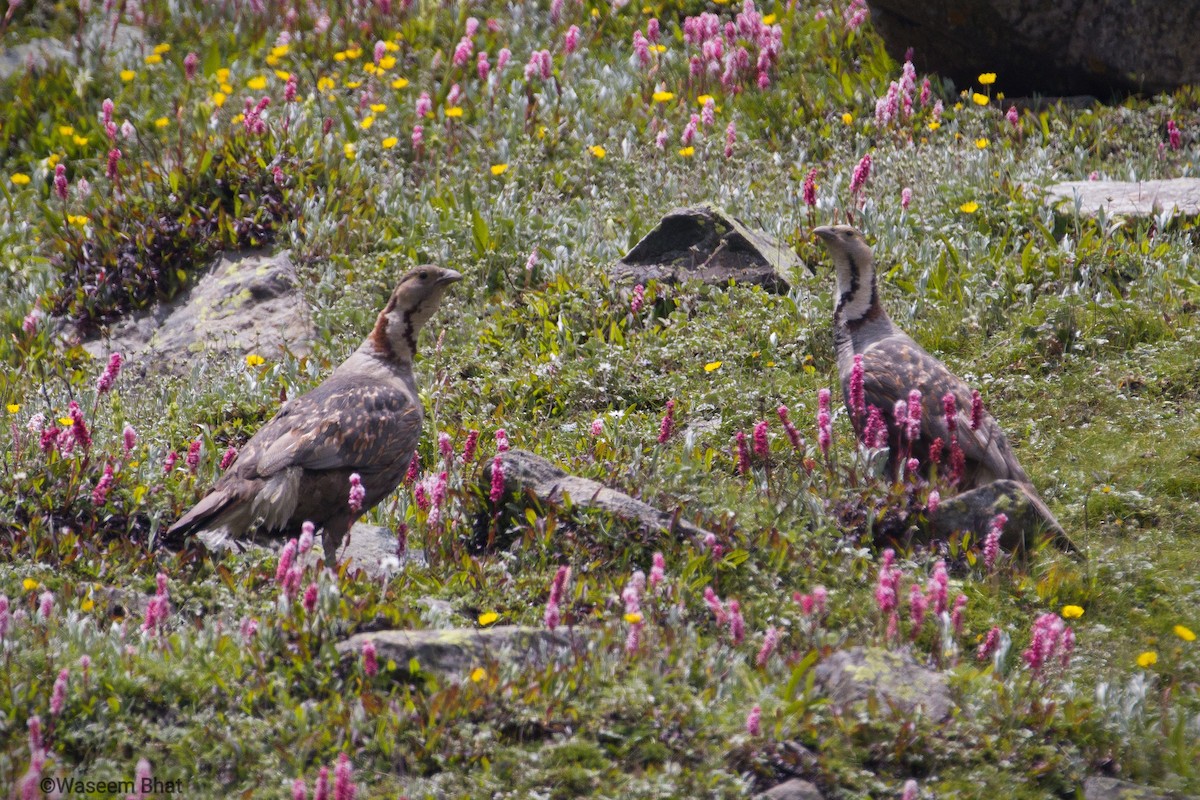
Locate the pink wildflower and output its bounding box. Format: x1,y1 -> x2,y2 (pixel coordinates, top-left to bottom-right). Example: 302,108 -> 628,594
0,595 -> 8,641
362,640 -> 378,677
1023,612 -> 1067,675
802,168 -> 818,207
275,539 -> 297,585
812,586 -> 828,615
495,428 -> 510,452
735,430 -> 750,475
906,389 -> 922,442
68,400 -> 91,450
817,388 -> 832,455
438,431 -> 453,462
404,451 -> 419,484
489,455 -> 505,503
453,36 -> 472,68
162,450 -> 178,473
411,124 -> 424,149
303,582 -> 318,615
38,590 -> 54,621
590,418 -> 603,437
415,92 -> 432,118
293,779 -> 308,800
703,585 -> 727,623
1006,105 -> 1019,127
657,398 -> 675,443
564,25 -> 580,54
54,163 -> 68,200
646,18 -> 660,43
50,669 -> 69,715
497,48 -> 511,71
942,393 -> 958,434
901,187 -> 912,209
649,552 -> 665,589
632,31 -> 651,67
299,521 -> 315,554
874,549 -> 900,615
927,560 -> 949,614
220,446 -> 237,470
906,457 -> 920,474
909,584 -> 927,636
348,473 -> 365,513
983,513 -> 1006,571
728,599 -> 745,644
22,307 -> 43,333
951,594 -> 967,636
314,768 -> 330,800
863,404 -> 887,448
462,430 -> 479,463
284,74 -> 297,102
724,120 -> 736,158
926,489 -> 940,513
186,439 -> 202,473
241,617 -> 259,643
777,405 -> 804,450
91,462 -> 114,506
1167,119 -> 1181,150
849,153 -> 871,194
465,16 -> 479,37
752,419 -> 769,460
745,704 -> 762,736
681,115 -> 698,146
476,51 -> 489,81
630,283 -> 645,314
756,626 -> 779,667
970,389 -> 984,431
848,354 -> 865,420
701,97 -> 715,127
902,779 -> 918,800
333,753 -> 356,800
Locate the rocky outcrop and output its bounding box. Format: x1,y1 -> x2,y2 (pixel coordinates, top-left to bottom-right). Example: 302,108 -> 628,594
867,0 -> 1200,97
336,626 -> 579,678
813,646 -> 955,721
84,249 -> 315,377
1043,179 -> 1200,219
927,479 -> 1076,555
610,205 -> 797,293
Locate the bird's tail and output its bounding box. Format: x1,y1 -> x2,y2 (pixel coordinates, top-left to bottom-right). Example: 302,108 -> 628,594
164,489 -> 246,549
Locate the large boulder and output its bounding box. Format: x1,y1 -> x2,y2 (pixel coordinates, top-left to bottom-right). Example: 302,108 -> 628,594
336,626 -> 578,679
813,646 -> 955,722
1043,179 -> 1200,219
610,205 -> 797,293
866,0 -> 1200,97
84,249 -> 315,377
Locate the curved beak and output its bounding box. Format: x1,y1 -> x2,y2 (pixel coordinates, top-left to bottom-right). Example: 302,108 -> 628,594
812,226 -> 836,242
438,269 -> 463,285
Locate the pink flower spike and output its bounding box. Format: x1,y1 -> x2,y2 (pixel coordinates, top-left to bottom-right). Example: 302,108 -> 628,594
292,778 -> 308,800
348,473 -> 365,513
906,389 -> 923,442
220,446 -> 237,470
54,163 -> 68,200
752,420 -> 769,460
649,552 -> 665,589
495,428 -> 510,452
735,431 -> 750,475
303,582 -> 319,615
50,669 -> 69,715
362,640 -> 378,677
727,599 -> 745,644
802,168 -> 818,207
564,25 -> 580,54
314,767 -> 330,800
848,354 -> 865,420
703,585 -> 727,623
38,591 -> 54,621
969,389 -> 984,431
902,779 -> 918,800
91,462 -> 114,506
951,594 -> 967,636
849,153 -> 872,194
489,455 -> 506,503
186,439 -> 202,473
745,704 -> 762,736
123,424 -> 138,457
631,283 -> 646,314
462,430 -> 479,463
333,752 -> 355,800
901,186 -> 912,210
755,626 -> 779,667
777,405 -> 804,450
983,513 -> 1007,571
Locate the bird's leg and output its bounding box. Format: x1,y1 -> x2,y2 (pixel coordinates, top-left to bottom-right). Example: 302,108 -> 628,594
321,517 -> 354,565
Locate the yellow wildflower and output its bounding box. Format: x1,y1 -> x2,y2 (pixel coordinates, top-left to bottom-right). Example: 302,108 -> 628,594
144,53 -> 163,65
346,46 -> 363,59
120,69 -> 135,82
343,142 -> 356,160
928,120 -> 941,131
72,135 -> 89,146
59,125 -> 75,137
678,146 -> 695,157
211,92 -> 227,108
155,117 -> 170,128
975,138 -> 989,149
1136,651 -> 1157,667
978,72 -> 996,85
478,611 -> 499,626
153,43 -> 171,55
23,578 -> 39,591
378,55 -> 396,70
842,112 -> 853,125
697,94 -> 714,107
972,92 -> 989,106
959,201 -> 979,213
363,63 -> 378,75
652,44 -> 666,53
6,403 -> 19,413
67,215 -> 89,227
247,75 -> 268,90
1175,625 -> 1196,642
382,137 -> 398,149
333,51 -> 347,62
490,164 -> 509,176
58,417 -> 73,426
361,116 -> 375,129
652,91 -> 675,103
216,68 -> 230,83
470,667 -> 487,682
1061,605 -> 1084,619
445,107 -> 463,118
270,44 -> 290,58
345,79 -> 362,89
624,612 -> 643,624
231,114 -> 245,126
384,41 -> 399,51
589,145 -> 606,158
704,361 -> 722,372
10,173 -> 31,185
81,598 -> 94,612
762,13 -> 776,24
317,77 -> 335,92
391,77 -> 410,89
370,103 -> 387,113
274,70 -> 291,81
245,354 -> 265,367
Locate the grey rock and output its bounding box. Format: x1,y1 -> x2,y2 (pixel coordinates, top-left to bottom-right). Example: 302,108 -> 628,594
336,626 -> 579,678
867,0 -> 1200,96
484,448 -> 717,542
611,205 -> 796,293
84,249 -> 315,377
757,778 -> 825,800
0,22 -> 144,81
1082,776 -> 1182,800
813,646 -> 955,722
927,479 -> 1077,555
1043,179 -> 1200,218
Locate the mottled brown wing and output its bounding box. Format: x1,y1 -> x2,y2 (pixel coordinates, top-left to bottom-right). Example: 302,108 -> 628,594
858,334 -> 1030,486
245,381 -> 421,479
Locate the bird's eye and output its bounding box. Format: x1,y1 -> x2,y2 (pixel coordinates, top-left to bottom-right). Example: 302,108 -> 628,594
418,270 -> 429,280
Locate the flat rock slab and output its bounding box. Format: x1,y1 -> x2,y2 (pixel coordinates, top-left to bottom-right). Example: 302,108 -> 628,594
1043,179 -> 1200,218
1082,777 -> 1183,800
813,646 -> 954,722
84,249 -> 314,377
485,449 -> 717,541
756,779 -> 826,800
336,626 -> 578,678
610,204 -> 796,293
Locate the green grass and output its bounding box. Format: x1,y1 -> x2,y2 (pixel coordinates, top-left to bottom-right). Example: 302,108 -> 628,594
1,1 -> 1199,797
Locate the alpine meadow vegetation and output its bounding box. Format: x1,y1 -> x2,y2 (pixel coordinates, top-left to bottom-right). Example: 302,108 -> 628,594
1,1 -> 1199,797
